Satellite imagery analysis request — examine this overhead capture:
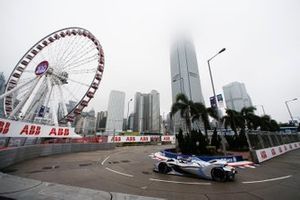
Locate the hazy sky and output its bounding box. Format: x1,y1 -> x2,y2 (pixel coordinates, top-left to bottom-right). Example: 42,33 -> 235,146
0,0 -> 299,123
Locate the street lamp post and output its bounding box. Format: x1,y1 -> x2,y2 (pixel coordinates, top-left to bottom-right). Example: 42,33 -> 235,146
285,98 -> 297,123
207,48 -> 226,154
126,98 -> 133,130
207,48 -> 226,118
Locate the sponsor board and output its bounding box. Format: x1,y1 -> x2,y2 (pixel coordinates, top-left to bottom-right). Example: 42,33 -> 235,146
0,118 -> 81,138
107,135 -> 176,144
161,135 -> 176,144
255,142 -> 300,163
108,136 -> 151,143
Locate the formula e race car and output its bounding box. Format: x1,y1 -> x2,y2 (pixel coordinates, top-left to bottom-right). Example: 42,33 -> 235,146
153,157 -> 237,182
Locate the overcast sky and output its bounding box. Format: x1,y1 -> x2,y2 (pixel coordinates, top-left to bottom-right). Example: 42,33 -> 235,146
0,0 -> 299,123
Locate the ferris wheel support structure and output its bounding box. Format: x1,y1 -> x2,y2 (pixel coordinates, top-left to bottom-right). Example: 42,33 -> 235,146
1,27 -> 105,126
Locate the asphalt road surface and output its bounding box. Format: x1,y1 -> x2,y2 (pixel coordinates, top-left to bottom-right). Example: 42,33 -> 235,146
4,144 -> 300,200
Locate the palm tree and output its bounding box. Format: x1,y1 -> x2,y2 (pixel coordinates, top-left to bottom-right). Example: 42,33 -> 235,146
221,109 -> 241,135
260,115 -> 279,132
207,107 -> 219,121
192,102 -> 210,137
170,93 -> 197,134
240,106 -> 257,130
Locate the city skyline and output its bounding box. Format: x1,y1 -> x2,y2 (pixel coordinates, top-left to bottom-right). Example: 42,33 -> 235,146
0,0 -> 299,123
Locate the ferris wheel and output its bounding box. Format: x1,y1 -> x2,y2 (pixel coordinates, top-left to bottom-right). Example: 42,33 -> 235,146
0,27 -> 104,126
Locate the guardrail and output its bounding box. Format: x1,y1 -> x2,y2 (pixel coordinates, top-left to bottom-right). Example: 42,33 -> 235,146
247,131 -> 300,163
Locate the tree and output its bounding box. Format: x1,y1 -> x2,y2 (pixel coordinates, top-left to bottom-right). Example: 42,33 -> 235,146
221,109 -> 241,135
241,106 -> 257,130
170,93 -> 200,134
211,128 -> 221,150
192,102 -> 210,138
260,115 -> 280,132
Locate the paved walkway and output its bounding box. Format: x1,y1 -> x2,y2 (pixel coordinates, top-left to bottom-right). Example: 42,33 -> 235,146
0,172 -> 164,200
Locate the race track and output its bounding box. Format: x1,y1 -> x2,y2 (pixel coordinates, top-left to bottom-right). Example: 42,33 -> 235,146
4,144 -> 300,200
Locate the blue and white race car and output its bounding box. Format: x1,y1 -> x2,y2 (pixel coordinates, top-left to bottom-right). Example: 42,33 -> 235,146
154,157 -> 237,182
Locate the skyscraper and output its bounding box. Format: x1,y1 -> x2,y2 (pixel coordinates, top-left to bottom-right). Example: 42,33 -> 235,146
223,81 -> 253,112
170,38 -> 205,131
170,38 -> 205,103
105,90 -> 125,135
96,111 -> 107,132
133,90 -> 160,133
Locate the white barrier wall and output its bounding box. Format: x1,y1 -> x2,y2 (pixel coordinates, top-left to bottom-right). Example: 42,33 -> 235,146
0,118 -> 81,138
107,135 -> 175,144
255,142 -> 300,163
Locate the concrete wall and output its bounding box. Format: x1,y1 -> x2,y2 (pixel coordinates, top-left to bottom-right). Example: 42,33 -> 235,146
0,143 -> 115,169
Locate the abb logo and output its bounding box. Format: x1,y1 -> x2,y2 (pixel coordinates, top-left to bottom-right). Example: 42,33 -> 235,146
49,128 -> 69,136
260,151 -> 267,159
278,147 -> 283,153
0,121 -> 10,134
271,149 -> 276,156
163,136 -> 171,141
126,136 -> 135,142
20,125 -> 41,135
112,136 -> 121,142
140,136 -> 149,142
284,145 -> 287,151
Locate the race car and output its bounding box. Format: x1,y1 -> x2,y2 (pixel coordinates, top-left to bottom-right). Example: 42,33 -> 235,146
153,157 -> 237,182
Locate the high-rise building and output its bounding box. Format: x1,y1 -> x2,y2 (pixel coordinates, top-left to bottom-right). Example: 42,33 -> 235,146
0,73 -> 6,117
128,113 -> 134,130
74,109 -> 96,135
170,38 -> 205,132
96,111 -> 107,132
105,90 -> 125,135
133,90 -> 160,133
223,81 -> 253,112
170,38 -> 205,103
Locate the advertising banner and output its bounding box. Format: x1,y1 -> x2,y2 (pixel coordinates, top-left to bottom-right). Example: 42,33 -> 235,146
217,94 -> 224,108
0,118 -> 81,138
107,135 -> 151,143
255,142 -> 300,163
209,96 -> 217,108
161,135 -> 176,144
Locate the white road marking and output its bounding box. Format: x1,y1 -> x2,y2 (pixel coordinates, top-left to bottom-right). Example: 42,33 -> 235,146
242,175 -> 292,184
244,165 -> 256,168
149,178 -> 211,185
101,156 -> 110,166
105,167 -> 134,177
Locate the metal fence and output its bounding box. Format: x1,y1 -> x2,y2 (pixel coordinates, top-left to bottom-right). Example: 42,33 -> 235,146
247,130 -> 300,150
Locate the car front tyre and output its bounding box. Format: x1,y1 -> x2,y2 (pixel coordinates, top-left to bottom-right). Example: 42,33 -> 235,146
158,162 -> 171,174
211,167 -> 227,182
